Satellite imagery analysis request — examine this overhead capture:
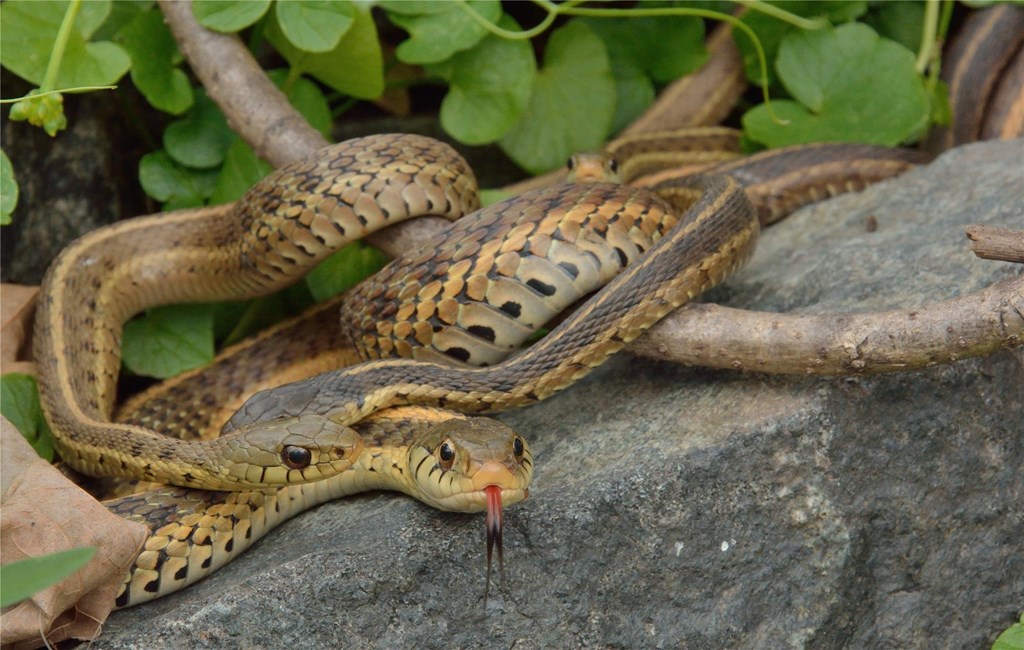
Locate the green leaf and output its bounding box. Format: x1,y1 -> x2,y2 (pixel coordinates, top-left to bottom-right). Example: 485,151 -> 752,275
138,151 -> 219,207
0,0 -> 130,89
1,150 -> 17,224
387,0 -> 501,65
117,8 -> 194,115
736,1 -> 867,87
209,138 -> 274,206
274,0 -> 354,53
0,547 -> 97,609
192,0 -> 270,33
266,4 -> 383,99
863,1 -> 924,54
266,69 -> 332,136
163,92 -> 233,169
305,242 -> 387,303
993,614 -> 1024,650
0,373 -> 55,461
742,23 -> 930,147
499,21 -> 615,174
122,304 -> 216,379
582,15 -> 707,133
428,16 -> 536,145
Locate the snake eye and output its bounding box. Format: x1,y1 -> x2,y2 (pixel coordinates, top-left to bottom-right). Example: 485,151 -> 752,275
608,158 -> 619,174
566,156 -> 575,170
437,440 -> 456,470
282,445 -> 312,470
512,436 -> 524,459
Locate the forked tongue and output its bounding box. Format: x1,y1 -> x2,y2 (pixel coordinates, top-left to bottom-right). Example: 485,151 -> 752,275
484,484 -> 503,603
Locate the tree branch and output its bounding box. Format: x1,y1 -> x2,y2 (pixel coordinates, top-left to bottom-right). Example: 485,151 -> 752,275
631,275 -> 1023,375
966,225 -> 1024,263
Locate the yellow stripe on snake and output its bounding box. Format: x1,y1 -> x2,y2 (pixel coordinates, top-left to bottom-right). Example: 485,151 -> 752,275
34,132 -> 919,607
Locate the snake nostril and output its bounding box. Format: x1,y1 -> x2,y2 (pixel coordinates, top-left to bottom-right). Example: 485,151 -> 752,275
282,445 -> 312,469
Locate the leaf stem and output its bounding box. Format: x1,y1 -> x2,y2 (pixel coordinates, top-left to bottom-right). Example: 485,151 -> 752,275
42,0 -> 83,92
0,86 -> 116,104
731,0 -> 829,31
916,0 -> 940,74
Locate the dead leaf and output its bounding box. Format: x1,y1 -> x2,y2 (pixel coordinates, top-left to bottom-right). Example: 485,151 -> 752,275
1,284 -> 38,376
0,417 -> 149,649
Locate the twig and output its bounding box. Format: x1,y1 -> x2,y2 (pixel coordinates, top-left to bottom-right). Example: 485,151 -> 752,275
965,225 -> 1024,263
631,275 -> 1024,375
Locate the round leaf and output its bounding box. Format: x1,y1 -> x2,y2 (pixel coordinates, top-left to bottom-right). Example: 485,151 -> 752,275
193,0 -> 270,33
274,0 -> 354,53
431,16 -> 536,145
139,151 -> 219,206
117,9 -> 194,115
163,92 -> 233,169
122,304 -> 216,379
499,21 -> 615,174
0,373 -> 54,461
266,4 -> 383,99
305,242 -> 388,302
387,0 -> 501,65
743,23 -> 929,147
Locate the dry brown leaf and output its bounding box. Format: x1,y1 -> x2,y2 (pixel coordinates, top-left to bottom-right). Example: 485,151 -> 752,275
0,418 -> 149,649
1,284 -> 38,376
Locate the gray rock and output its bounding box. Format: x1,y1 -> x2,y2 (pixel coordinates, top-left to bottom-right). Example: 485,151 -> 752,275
95,140 -> 1023,649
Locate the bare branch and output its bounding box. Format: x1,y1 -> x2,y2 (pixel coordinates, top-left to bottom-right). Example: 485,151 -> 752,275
966,225 -> 1024,263
631,275 -> 1024,374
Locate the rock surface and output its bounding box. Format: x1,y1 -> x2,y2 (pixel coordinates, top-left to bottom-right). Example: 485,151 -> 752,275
95,140 -> 1022,649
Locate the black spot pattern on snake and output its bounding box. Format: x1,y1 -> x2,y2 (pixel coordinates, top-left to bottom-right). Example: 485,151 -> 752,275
558,261 -> 579,279
467,325 -> 497,342
526,278 -> 556,296
443,347 -> 471,363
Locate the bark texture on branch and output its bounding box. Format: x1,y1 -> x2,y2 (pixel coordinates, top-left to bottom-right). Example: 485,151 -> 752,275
966,225 -> 1024,264
632,275 -> 1023,375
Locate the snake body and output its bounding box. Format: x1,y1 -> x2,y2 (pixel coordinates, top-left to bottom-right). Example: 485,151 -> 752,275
34,134 -> 480,490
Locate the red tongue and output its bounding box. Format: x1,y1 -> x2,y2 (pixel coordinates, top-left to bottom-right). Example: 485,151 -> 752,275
484,485 -> 503,603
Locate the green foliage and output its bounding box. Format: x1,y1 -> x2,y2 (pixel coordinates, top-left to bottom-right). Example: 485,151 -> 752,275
0,547 -> 97,609
1,150 -> 17,225
387,0 -> 501,64
265,3 -> 384,99
138,150 -> 219,210
164,92 -> 234,169
0,373 -> 55,461
743,23 -> 930,147
427,16 -> 535,145
0,0 -> 130,89
993,613 -> 1024,650
122,304 -> 217,379
193,0 -> 271,33
499,21 -> 615,174
274,1 -> 354,53
306,243 -> 389,303
8,91 -> 69,137
117,7 -> 194,115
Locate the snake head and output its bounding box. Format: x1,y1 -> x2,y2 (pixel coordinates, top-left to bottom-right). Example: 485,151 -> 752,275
566,151 -> 621,183
407,416 -> 532,602
222,414 -> 364,487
